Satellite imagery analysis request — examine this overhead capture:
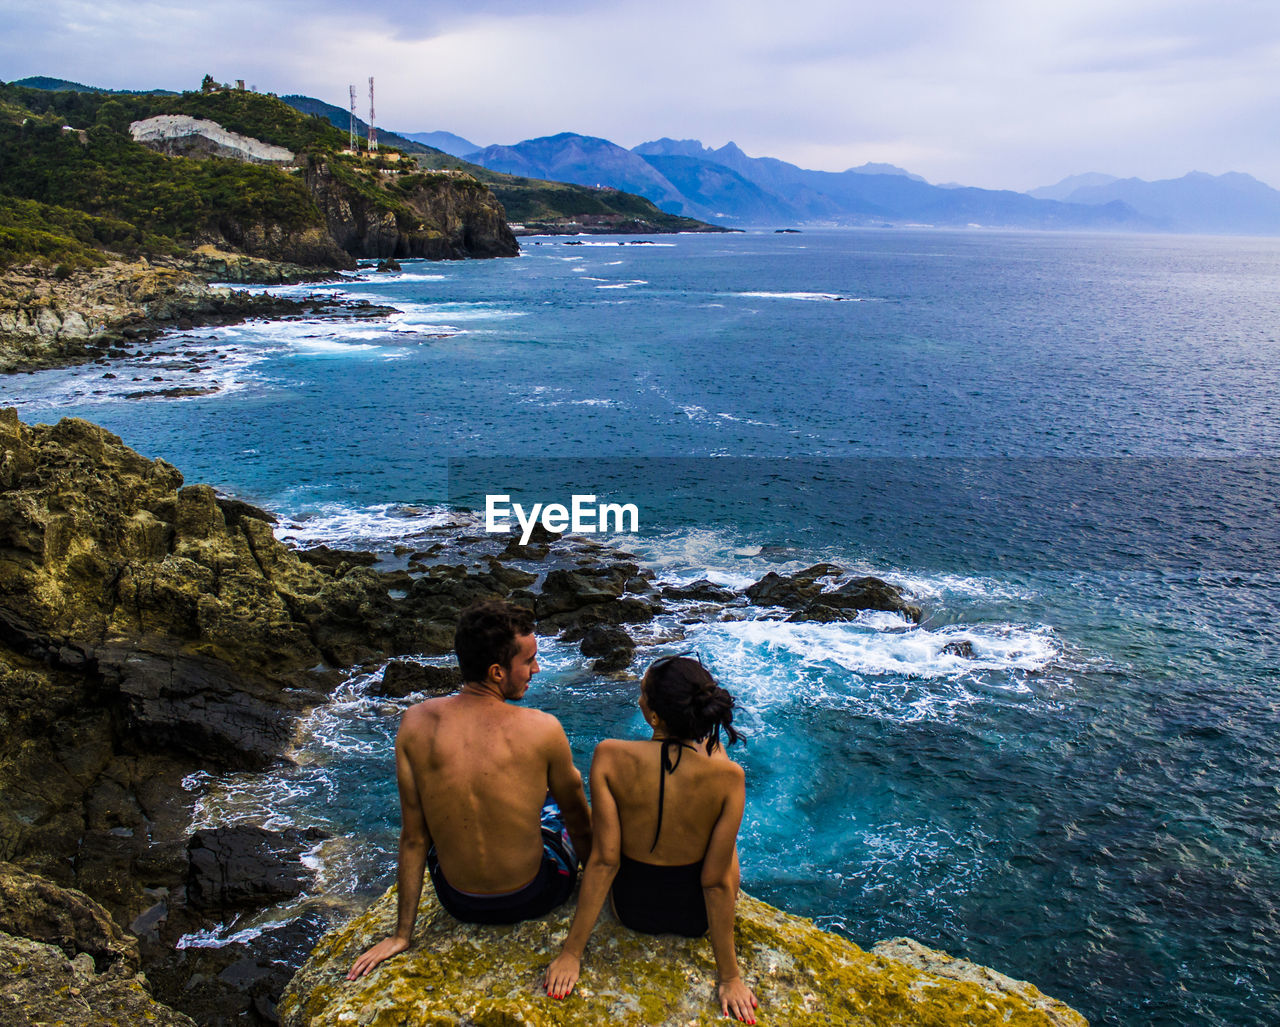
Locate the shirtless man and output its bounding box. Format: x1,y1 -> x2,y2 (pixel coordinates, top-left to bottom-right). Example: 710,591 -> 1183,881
348,600 -> 592,978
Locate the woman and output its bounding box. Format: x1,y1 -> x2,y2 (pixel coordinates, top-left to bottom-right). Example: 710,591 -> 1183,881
544,655 -> 759,1024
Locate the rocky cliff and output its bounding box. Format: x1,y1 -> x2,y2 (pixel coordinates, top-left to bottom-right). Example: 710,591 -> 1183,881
280,883 -> 1087,1026
0,409 -> 443,910
304,163 -> 518,260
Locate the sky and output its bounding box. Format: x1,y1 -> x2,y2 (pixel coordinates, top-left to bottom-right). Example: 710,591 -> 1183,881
4,0 -> 1280,191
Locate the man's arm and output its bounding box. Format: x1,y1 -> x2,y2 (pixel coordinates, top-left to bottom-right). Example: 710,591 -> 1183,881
545,718 -> 592,864
347,710 -> 433,980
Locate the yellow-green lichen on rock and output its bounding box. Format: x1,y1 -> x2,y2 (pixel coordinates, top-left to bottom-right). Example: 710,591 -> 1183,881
280,884 -> 1087,1027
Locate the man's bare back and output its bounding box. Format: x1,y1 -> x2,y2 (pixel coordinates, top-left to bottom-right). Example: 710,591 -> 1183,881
402,692 -> 579,892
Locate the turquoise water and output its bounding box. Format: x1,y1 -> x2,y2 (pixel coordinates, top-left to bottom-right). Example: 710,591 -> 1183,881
6,229 -> 1279,1025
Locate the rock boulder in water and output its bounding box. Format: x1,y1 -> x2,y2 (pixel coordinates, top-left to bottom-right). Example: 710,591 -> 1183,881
578,623 -> 635,673
745,566 -> 922,624
372,660 -> 462,699
279,884 -> 1088,1026
186,826 -> 330,915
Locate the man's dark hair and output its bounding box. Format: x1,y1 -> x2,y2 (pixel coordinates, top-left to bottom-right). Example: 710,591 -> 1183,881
455,600 -> 536,683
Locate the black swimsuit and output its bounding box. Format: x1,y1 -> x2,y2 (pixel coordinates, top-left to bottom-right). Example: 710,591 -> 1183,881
610,739 -> 709,937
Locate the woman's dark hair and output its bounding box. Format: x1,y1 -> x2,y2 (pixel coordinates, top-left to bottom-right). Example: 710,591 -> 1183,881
643,655 -> 740,752
455,600 -> 535,683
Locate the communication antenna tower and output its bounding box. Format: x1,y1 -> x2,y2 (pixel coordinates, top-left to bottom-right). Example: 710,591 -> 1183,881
348,85 -> 358,152
368,76 -> 378,153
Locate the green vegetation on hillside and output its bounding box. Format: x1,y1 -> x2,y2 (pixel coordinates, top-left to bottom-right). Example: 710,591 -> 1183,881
480,176 -> 711,229
0,81 -> 345,267
0,76 -> 721,271
0,113 -> 323,260
0,195 -> 113,270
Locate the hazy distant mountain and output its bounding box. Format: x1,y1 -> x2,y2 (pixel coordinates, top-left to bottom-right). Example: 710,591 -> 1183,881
1032,171 -> 1280,234
1028,173 -> 1120,201
464,134 -> 696,216
634,138 -> 846,218
637,154 -> 805,224
401,131 -> 482,158
628,137 -> 1142,229
845,162 -> 927,182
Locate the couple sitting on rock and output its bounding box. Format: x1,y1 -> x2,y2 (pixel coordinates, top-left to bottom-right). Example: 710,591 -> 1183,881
346,599 -> 760,1024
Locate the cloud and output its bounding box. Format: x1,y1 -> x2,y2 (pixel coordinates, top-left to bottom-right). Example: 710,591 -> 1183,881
5,0 -> 1280,189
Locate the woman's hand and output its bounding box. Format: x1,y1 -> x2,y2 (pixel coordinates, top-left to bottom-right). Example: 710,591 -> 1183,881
717,976 -> 759,1023
346,935 -> 409,980
544,951 -> 582,999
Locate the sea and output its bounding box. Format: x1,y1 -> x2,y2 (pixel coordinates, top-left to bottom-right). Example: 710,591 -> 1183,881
5,228 -> 1278,1026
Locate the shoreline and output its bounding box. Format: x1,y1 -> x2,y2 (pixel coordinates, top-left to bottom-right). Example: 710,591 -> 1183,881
0,407 -> 1069,1026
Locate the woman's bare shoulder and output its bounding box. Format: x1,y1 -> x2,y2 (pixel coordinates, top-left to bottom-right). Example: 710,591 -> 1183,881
706,747 -> 747,785
593,738 -> 652,762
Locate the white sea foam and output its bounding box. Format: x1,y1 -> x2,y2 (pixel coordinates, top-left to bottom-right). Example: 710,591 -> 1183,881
678,617 -> 1059,729
177,924 -> 268,949
273,502 -> 456,550
715,411 -> 779,428
735,291 -> 862,302
288,337 -> 381,355
699,617 -> 1056,685
0,331 -> 274,411
596,280 -> 648,290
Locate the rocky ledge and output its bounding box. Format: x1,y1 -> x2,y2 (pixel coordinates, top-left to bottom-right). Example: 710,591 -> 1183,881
280,883 -> 1086,1026
0,256 -> 326,373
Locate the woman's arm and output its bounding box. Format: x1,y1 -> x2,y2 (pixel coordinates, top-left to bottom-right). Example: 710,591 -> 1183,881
545,743 -> 623,1000
701,765 -> 758,1023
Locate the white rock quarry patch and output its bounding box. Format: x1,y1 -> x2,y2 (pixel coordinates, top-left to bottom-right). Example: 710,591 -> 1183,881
129,115 -> 294,164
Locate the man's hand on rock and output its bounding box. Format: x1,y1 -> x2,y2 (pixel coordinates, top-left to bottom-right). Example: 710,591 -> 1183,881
717,977 -> 759,1023
346,936 -> 410,980
544,951 -> 581,999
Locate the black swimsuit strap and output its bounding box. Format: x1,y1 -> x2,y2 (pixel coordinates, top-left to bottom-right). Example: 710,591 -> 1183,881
651,739 -> 696,853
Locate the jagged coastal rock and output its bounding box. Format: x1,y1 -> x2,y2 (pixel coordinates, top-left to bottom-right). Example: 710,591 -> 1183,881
280,884 -> 1087,1026
0,408 -> 1039,1023
0,259 -> 316,372
0,408 -> 465,920
0,862 -> 196,1026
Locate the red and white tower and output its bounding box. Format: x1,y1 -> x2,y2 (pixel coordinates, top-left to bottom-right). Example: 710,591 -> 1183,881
368,77 -> 378,153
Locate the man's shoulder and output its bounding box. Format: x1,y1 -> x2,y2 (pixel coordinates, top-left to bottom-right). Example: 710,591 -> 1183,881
508,703 -> 566,737
397,695 -> 451,734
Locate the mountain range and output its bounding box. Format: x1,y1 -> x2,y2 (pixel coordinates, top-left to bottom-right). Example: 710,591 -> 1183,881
1029,171 -> 1280,235
15,78 -> 1280,235
461,132 -> 1280,234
